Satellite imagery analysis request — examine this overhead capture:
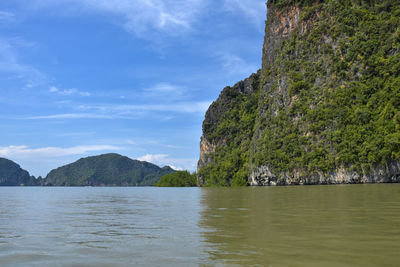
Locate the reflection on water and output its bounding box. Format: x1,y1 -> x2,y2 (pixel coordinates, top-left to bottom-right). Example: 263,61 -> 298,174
199,185 -> 400,266
0,185 -> 399,266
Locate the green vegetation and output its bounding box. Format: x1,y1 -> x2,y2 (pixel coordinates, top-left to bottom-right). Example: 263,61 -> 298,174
268,0 -> 388,9
0,158 -> 38,186
155,171 -> 197,187
268,0 -> 317,9
44,153 -> 175,186
199,0 -> 400,185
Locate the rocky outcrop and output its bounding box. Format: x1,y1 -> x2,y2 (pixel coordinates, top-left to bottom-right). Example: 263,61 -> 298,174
262,5 -> 301,69
198,137 -> 216,170
249,162 -> 400,186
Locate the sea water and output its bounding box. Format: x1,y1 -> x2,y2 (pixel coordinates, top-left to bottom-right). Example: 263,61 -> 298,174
0,185 -> 399,266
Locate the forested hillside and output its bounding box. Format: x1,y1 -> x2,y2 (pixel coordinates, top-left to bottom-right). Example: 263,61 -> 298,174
45,153 -> 175,186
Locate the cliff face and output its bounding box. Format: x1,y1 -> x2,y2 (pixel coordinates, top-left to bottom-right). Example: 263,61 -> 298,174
198,0 -> 400,186
198,73 -> 261,186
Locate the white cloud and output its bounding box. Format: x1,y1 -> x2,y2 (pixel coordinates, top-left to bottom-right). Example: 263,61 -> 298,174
138,153 -> 169,163
223,0 -> 266,30
87,0 -> 207,36
169,165 -> 183,171
138,153 -> 196,171
49,86 -> 91,97
0,145 -> 121,159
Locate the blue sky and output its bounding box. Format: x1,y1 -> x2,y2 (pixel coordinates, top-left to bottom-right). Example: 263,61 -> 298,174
0,0 -> 266,177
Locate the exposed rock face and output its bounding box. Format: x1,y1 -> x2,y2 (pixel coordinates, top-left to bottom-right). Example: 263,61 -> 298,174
198,0 -> 400,186
262,5 -> 302,69
198,137 -> 216,171
249,162 -> 400,186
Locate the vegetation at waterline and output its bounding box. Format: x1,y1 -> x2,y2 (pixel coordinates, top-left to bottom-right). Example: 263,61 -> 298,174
155,171 -> 197,187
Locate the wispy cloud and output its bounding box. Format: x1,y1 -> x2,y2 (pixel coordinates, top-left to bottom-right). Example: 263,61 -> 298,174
143,83 -> 185,100
0,38 -> 47,87
21,100 -> 212,120
0,11 -> 15,22
24,113 -> 115,120
223,0 -> 266,30
57,132 -> 96,137
0,145 -> 121,159
82,101 -> 212,113
49,86 -> 91,97
217,52 -> 259,77
30,0 -> 209,38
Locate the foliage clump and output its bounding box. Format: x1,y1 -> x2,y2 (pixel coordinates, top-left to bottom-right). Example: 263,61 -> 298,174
155,171 -> 197,187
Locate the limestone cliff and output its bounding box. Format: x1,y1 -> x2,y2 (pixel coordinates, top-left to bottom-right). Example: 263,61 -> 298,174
198,0 -> 400,186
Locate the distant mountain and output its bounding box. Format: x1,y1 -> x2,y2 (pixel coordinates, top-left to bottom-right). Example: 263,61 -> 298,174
44,153 -> 175,186
0,158 -> 38,186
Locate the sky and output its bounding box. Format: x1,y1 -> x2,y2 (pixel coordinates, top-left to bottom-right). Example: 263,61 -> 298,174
0,0 -> 266,177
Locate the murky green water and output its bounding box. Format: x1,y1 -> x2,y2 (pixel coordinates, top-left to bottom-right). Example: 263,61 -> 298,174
200,184 -> 400,266
0,185 -> 399,266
